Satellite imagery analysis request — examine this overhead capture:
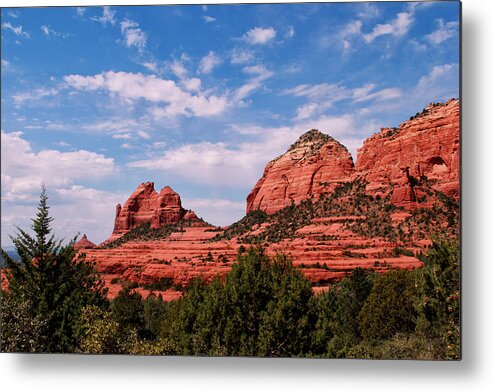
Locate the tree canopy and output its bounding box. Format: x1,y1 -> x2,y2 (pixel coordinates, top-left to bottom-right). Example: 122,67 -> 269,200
1,186 -> 108,352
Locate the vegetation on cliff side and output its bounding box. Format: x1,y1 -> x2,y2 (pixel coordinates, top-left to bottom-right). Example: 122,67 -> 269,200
214,179 -> 459,246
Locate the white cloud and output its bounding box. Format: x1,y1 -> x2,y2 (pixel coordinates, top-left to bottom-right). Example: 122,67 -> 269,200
121,143 -> 133,149
338,20 -> 362,50
353,87 -> 402,103
285,25 -> 295,39
426,19 -> 458,45
2,185 -> 126,247
90,6 -> 116,27
182,77 -> 201,92
41,25 -> 69,38
415,63 -> 459,100
64,71 -> 228,118
137,130 -> 151,139
287,83 -> 341,111
182,198 -> 245,227
283,82 -> 402,120
2,22 -> 30,38
230,49 -> 255,65
169,59 -> 188,79
1,131 -> 116,203
283,83 -> 349,120
233,65 -> 274,102
242,27 -> 276,45
76,7 -> 86,16
342,20 -> 363,36
284,83 -> 347,101
83,118 -> 140,134
127,114 -> 358,189
112,133 -> 132,140
128,141 -> 268,188
357,3 -> 380,19
141,61 -> 158,73
203,15 -> 216,23
12,88 -> 58,105
409,38 -> 427,52
1,59 -> 10,68
363,11 -> 414,42
52,186 -> 126,244
199,51 -> 221,74
120,19 -> 147,53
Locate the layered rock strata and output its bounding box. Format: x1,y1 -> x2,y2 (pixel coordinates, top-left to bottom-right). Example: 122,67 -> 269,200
355,99 -> 460,208
246,130 -> 355,214
107,182 -> 205,243
247,99 -> 459,213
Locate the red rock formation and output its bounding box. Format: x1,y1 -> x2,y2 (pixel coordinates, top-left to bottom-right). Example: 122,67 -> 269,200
83,99 -> 458,300
248,99 -> 459,213
74,234 -> 97,250
108,182 -> 205,242
246,130 -> 354,214
84,222 -> 423,300
355,99 -> 460,208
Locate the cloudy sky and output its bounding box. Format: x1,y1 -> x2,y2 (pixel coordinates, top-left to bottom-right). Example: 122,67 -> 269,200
1,2 -> 459,246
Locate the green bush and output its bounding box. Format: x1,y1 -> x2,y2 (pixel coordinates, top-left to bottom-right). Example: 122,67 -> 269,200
359,270 -> 418,340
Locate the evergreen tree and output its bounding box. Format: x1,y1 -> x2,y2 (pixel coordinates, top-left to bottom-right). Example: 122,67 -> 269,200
1,186 -> 108,352
416,239 -> 460,359
325,268 -> 375,357
358,269 -> 418,341
169,247 -> 315,357
111,285 -> 145,336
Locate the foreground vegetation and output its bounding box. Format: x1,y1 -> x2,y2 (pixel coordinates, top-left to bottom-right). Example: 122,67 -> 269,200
1,189 -> 460,359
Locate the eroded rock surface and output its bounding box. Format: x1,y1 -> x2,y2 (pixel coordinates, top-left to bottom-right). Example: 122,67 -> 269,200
355,99 -> 460,208
107,182 -> 205,242
247,130 -> 354,214
248,99 -> 459,213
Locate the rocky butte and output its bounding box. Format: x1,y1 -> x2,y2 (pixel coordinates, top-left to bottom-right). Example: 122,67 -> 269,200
106,182 -> 206,243
81,99 -> 459,299
247,130 -> 354,214
247,98 -> 459,213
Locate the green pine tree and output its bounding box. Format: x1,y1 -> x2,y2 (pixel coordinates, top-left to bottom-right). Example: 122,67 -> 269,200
1,186 -> 108,352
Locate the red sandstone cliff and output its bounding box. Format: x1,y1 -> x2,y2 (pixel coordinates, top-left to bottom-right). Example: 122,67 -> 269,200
247,99 -> 459,213
355,99 -> 460,208
107,182 -> 206,243
246,130 -> 355,214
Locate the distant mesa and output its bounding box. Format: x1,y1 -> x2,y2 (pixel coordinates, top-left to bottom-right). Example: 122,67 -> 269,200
74,234 -> 97,250
106,182 -> 206,243
247,99 -> 460,214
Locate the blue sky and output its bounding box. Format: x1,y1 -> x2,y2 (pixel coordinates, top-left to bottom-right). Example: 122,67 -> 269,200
1,2 -> 460,246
